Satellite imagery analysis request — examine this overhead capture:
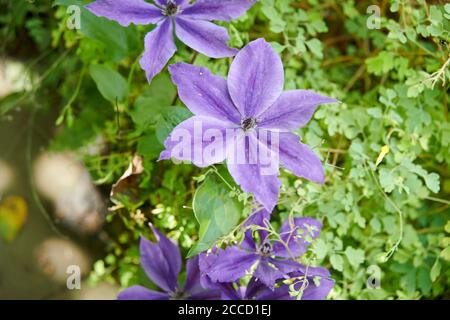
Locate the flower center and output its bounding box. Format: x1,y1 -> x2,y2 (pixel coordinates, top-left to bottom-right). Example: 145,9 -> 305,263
241,118 -> 256,131
259,242 -> 272,257
170,289 -> 188,300
162,1 -> 180,16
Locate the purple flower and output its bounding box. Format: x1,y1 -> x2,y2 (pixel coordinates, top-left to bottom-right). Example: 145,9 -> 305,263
118,224 -> 220,300
85,0 -> 256,82
199,209 -> 323,289
159,39 -> 338,211
217,266 -> 334,300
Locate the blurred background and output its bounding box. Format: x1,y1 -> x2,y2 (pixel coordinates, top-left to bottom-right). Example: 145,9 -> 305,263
0,0 -> 449,300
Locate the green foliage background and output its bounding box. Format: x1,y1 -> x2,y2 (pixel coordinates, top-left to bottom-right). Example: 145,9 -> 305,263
1,0 -> 449,299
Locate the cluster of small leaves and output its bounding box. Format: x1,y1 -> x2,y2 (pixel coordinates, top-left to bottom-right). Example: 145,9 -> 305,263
1,0 -> 448,299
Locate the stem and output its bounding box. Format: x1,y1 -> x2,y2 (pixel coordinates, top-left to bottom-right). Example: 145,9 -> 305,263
363,160 -> 403,261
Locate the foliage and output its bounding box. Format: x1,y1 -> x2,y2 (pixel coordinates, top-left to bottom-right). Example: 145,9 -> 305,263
1,0 -> 449,299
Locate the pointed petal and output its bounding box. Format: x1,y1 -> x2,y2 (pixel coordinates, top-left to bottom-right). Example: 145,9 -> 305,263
243,208 -> 271,242
301,277 -> 334,300
253,259 -> 285,289
272,217 -> 322,258
215,283 -> 243,300
253,286 -> 291,300
85,0 -> 163,26
184,256 -> 202,293
174,17 -> 237,58
287,265 -> 333,299
185,254 -> 223,300
243,208 -> 271,228
227,162 -> 281,212
206,247 -> 259,283
240,229 -> 257,251
293,265 -> 331,278
270,258 -> 302,274
244,277 -> 268,299
246,278 -> 291,300
169,63 -> 241,123
181,0 -> 256,21
258,90 -> 338,131
140,227 -> 180,292
278,132 -> 325,184
226,132 -> 281,212
117,286 -> 169,300
150,224 -> 182,277
228,39 -> 284,118
159,116 -> 234,167
140,19 -> 176,83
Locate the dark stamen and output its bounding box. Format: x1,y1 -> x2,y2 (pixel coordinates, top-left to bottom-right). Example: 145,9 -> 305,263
170,289 -> 187,300
260,242 -> 272,256
241,118 -> 256,131
163,1 -> 180,16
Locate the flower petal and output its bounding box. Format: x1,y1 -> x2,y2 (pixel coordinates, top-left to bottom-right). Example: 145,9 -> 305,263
272,217 -> 322,258
258,90 -> 338,131
288,267 -> 334,300
140,227 -> 181,292
206,247 -> 259,283
270,258 -> 303,274
156,0 -> 188,6
243,208 -> 271,243
159,116 -> 235,167
150,224 -> 182,278
226,132 -> 281,212
185,254 -> 222,300
215,283 -> 243,300
184,256 -> 202,293
279,132 -> 325,184
253,259 -> 285,289
301,277 -> 334,300
85,0 -> 163,26
246,278 -> 290,300
117,285 -> 169,300
174,17 -> 237,58
227,38 -> 284,118
168,63 -> 241,123
181,0 -> 256,21
140,19 -> 176,83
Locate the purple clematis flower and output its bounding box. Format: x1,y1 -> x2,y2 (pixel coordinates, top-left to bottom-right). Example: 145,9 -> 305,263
199,209 -> 323,289
85,0 -> 256,82
159,38 -> 338,211
118,224 -> 220,300
216,265 -> 334,300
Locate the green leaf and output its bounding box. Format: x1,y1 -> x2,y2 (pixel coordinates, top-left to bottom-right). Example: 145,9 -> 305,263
430,259 -> 441,282
344,246 -> 365,268
417,267 -> 431,296
330,254 -> 344,272
155,107 -> 192,144
424,173 -> 440,193
445,221 -> 450,234
187,176 -> 243,257
131,73 -> 177,132
89,64 -> 128,103
440,247 -> 450,261
54,0 -> 140,60
305,39 -> 323,59
137,131 -> 163,159
313,238 -> 328,260
0,92 -> 25,117
366,51 -> 395,76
